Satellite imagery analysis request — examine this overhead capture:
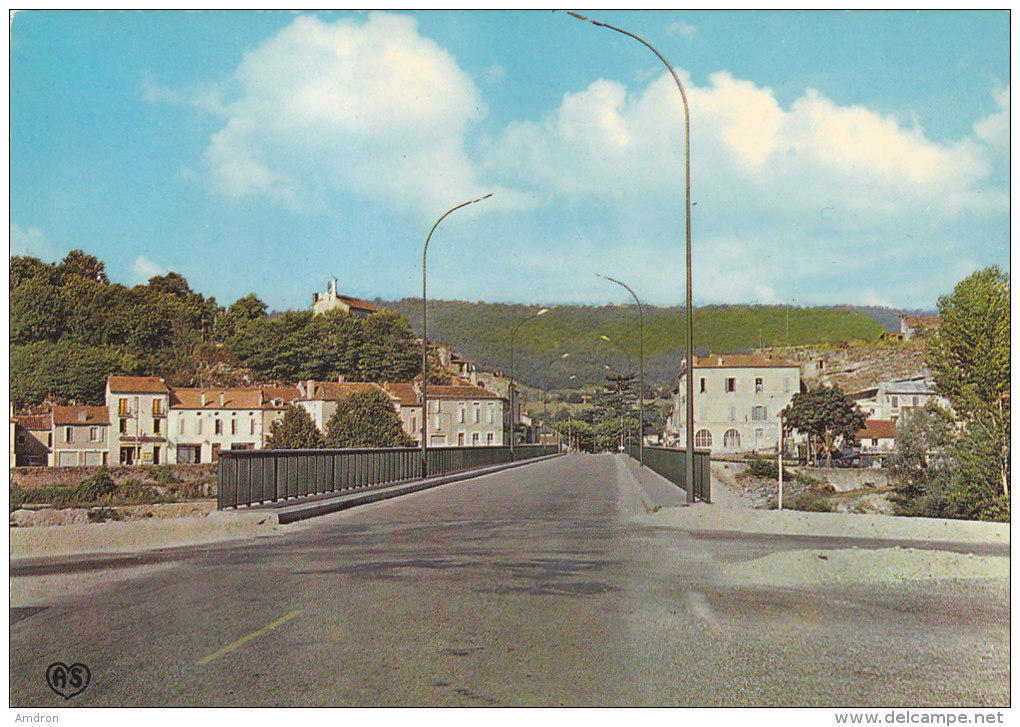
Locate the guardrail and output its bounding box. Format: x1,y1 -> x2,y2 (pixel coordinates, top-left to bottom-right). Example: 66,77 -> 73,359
625,444 -> 711,503
217,444 -> 560,509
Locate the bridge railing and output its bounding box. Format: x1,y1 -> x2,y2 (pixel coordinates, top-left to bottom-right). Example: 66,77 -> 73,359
625,444 -> 711,503
217,444 -> 559,510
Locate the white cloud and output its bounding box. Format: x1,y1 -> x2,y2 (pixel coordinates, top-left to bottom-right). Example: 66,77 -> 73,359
132,255 -> 167,284
666,21 -> 696,38
195,13 -> 525,216
10,223 -> 54,260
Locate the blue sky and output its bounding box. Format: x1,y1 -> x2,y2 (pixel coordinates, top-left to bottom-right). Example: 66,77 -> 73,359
10,10 -> 1010,313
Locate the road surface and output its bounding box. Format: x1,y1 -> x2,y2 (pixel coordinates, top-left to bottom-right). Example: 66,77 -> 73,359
9,453 -> 1009,707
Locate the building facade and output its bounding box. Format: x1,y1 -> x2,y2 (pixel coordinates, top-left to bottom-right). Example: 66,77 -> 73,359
851,380 -> 948,425
51,406 -> 110,466
106,376 -> 171,466
12,414 -> 52,467
168,386 -> 299,463
666,353 -> 801,454
293,380 -> 388,432
311,279 -> 378,318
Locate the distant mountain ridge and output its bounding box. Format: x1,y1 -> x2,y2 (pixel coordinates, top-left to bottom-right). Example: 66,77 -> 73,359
376,299 -> 907,389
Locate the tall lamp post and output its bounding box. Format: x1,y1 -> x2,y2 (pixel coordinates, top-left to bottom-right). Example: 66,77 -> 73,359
569,12 -> 696,501
508,308 -> 549,460
597,274 -> 645,466
421,193 -> 493,478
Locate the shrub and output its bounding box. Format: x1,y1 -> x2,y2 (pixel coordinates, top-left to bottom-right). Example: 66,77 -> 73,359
74,467 -> 117,502
790,491 -> 833,513
146,464 -> 180,484
748,456 -> 779,479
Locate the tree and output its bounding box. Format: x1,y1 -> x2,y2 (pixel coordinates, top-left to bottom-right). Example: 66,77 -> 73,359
888,404 -> 957,518
359,309 -> 419,382
58,249 -> 108,284
782,385 -> 866,467
265,405 -> 324,449
927,266 -> 1009,417
324,389 -> 414,448
554,419 -> 594,452
926,266 -> 1010,503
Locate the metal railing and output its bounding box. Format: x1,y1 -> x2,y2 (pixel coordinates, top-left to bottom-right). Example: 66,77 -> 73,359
218,444 -> 559,509
625,444 -> 711,503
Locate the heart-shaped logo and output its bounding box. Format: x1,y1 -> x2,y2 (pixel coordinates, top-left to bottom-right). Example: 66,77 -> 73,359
45,662 -> 91,700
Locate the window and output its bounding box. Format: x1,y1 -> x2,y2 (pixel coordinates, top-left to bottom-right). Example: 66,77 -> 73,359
699,378 -> 707,393
152,399 -> 162,416
891,396 -> 899,409
411,416 -> 418,433
434,415 -> 441,430
249,419 -> 256,435
487,405 -> 493,424
752,406 -> 768,421
473,407 -> 480,424
178,418 -> 185,435
458,408 -> 465,423
152,446 -> 161,465
723,429 -> 741,449
695,429 -> 712,448
912,397 -> 919,407
17,434 -> 26,446
472,433 -> 479,445
755,377 -> 763,393
89,427 -> 101,442
215,419 -> 223,435
153,418 -> 161,434
64,427 -> 72,443
197,417 -> 203,435
487,432 -> 494,445
458,432 -> 465,446
231,419 -> 238,435
726,378 -> 736,393
119,419 -> 128,434
118,398 -> 130,416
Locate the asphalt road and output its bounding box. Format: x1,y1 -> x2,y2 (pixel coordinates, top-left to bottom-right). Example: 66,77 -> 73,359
9,454 -> 1010,707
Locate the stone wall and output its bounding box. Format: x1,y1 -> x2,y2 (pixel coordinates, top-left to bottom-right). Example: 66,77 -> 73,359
793,466 -> 891,492
9,463 -> 216,489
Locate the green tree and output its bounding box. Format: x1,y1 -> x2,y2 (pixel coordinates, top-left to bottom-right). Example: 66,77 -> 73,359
308,309 -> 364,381
58,249 -> 109,284
10,341 -> 123,407
926,266 -> 1010,506
360,309 -> 419,382
782,385 -> 866,466
265,405 -> 324,449
888,404 -> 957,517
554,419 -> 594,452
324,389 -> 414,448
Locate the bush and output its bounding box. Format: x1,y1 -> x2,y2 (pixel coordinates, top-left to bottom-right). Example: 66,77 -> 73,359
73,468 -> 117,502
790,491 -> 833,513
748,456 -> 779,479
146,464 -> 180,484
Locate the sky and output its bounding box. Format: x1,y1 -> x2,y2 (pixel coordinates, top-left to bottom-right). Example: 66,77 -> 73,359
9,9 -> 1010,313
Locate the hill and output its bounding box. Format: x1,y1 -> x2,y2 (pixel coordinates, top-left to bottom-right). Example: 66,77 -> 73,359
379,299 -> 887,390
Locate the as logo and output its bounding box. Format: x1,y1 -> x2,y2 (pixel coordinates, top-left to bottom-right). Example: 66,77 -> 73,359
45,662 -> 91,700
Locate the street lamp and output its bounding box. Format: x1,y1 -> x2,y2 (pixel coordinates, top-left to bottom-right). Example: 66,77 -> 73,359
421,193 -> 493,478
541,352 -> 571,422
597,274 -> 645,466
508,308 -> 549,460
569,12 -> 696,501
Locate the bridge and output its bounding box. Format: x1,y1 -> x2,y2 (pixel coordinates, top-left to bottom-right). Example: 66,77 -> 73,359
9,452 -> 1007,707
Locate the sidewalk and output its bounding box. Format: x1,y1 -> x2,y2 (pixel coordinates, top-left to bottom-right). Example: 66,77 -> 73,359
616,454 -> 1010,547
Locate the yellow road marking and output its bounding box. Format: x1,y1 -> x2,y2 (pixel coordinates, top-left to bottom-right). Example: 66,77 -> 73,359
196,609 -> 303,665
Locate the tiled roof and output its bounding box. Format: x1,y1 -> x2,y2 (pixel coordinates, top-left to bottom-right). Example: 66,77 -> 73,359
858,419 -> 897,439
382,382 -> 421,406
902,316 -> 940,328
692,353 -> 799,369
337,295 -> 378,313
883,381 -> 937,395
428,384 -> 503,400
52,406 -> 110,426
108,376 -> 169,394
14,414 -> 51,431
171,386 -> 301,410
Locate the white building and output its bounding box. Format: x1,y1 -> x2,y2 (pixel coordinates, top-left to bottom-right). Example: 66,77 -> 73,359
851,380 -> 948,425
293,380 -> 389,432
311,279 -> 378,318
666,353 -> 801,454
167,385 -> 299,463
51,405 -> 110,466
381,381 -> 509,447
